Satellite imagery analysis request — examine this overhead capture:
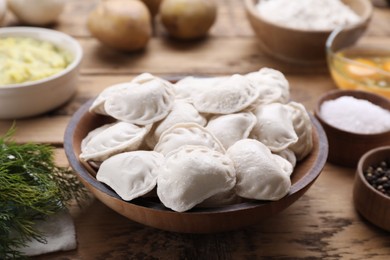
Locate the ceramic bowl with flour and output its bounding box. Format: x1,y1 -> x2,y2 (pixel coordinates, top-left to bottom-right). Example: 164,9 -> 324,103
244,0 -> 373,64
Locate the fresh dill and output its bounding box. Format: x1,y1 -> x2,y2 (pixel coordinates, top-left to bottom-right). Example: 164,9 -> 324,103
0,128 -> 87,259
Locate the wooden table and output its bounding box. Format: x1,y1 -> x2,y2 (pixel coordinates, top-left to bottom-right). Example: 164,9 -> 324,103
1,0 -> 390,259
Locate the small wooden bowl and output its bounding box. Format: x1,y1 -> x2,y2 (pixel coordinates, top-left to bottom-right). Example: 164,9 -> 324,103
314,89 -> 390,168
64,100 -> 328,233
353,146 -> 390,231
244,0 -> 372,64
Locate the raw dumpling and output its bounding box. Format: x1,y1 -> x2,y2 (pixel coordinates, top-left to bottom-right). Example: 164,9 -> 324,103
227,139 -> 292,200
89,82 -> 130,115
206,112 -> 257,149
105,77 -> 175,125
173,76 -> 227,100
275,148 -> 297,169
151,100 -> 207,147
287,101 -> 313,161
192,74 -> 260,114
198,188 -> 242,207
97,151 -> 164,201
250,103 -> 298,152
154,123 -> 225,155
131,72 -> 173,86
131,72 -> 156,84
80,122 -> 150,162
81,122 -> 115,151
157,145 -> 236,212
245,67 -> 290,105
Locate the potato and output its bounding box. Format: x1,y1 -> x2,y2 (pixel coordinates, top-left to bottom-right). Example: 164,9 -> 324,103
140,0 -> 162,17
160,0 -> 217,40
87,0 -> 152,52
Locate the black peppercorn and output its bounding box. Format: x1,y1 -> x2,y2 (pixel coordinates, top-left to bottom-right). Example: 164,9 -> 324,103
363,159 -> 390,197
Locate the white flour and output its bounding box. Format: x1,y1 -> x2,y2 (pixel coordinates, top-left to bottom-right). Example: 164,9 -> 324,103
256,0 -> 361,31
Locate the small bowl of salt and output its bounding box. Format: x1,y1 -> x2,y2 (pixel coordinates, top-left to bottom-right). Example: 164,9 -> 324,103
314,89 -> 390,167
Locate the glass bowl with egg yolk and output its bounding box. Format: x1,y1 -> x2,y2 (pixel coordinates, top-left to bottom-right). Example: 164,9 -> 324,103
326,26 -> 390,99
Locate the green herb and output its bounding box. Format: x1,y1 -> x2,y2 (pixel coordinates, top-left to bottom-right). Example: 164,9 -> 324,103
0,127 -> 87,259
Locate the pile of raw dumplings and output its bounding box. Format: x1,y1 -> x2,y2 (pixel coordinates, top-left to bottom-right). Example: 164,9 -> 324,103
80,68 -> 313,212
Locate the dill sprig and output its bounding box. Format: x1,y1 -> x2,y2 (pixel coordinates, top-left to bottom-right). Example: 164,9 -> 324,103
0,128 -> 87,259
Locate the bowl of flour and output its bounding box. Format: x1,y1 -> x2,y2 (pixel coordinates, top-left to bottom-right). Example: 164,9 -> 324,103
244,0 -> 373,64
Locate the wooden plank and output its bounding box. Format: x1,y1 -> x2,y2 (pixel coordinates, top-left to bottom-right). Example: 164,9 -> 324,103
78,37 -> 331,76
33,163 -> 390,259
0,116 -> 70,145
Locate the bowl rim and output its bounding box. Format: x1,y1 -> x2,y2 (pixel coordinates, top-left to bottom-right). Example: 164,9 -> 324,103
0,26 -> 83,89
326,26 -> 390,78
314,89 -> 390,136
244,0 -> 373,34
357,145 -> 390,200
64,98 -> 329,215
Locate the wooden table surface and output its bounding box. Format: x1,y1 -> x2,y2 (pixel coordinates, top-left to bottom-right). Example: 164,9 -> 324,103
1,0 -> 390,259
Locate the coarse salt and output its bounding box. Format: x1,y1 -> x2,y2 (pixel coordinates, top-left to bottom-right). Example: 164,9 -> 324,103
256,0 -> 361,31
320,96 -> 390,134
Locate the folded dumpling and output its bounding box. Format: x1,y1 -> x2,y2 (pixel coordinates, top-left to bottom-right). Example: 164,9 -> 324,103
191,74 -> 260,114
81,122 -> 115,151
80,122 -> 151,162
131,72 -> 160,84
206,112 -> 257,149
152,100 -> 207,146
174,76 -> 227,101
154,123 -> 225,155
105,76 -> 175,125
250,103 -> 298,152
287,101 -> 313,161
157,145 -> 236,212
227,139 -> 292,201
245,67 -> 290,105
89,82 -> 130,115
275,148 -> 297,169
97,151 -> 164,201
198,188 -> 242,207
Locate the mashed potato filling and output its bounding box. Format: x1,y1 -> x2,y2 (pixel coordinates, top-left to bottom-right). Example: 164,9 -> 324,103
0,37 -> 72,85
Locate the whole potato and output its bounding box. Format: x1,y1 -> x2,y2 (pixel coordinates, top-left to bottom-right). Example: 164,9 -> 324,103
87,0 -> 152,52
160,0 -> 217,40
140,0 -> 162,17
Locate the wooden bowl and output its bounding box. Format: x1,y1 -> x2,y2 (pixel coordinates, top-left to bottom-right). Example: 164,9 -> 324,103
244,0 -> 373,64
314,89 -> 390,168
64,99 -> 328,233
353,146 -> 390,231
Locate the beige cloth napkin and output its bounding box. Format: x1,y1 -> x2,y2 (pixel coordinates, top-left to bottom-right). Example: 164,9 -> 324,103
19,211 -> 77,256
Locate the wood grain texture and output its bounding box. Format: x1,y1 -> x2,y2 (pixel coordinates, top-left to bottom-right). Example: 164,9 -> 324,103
0,0 -> 388,258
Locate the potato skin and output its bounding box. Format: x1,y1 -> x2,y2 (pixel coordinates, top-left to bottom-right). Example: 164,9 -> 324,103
87,0 -> 152,52
140,0 -> 162,17
160,0 -> 217,40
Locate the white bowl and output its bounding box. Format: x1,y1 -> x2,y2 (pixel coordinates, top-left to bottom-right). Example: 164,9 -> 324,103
0,27 -> 83,119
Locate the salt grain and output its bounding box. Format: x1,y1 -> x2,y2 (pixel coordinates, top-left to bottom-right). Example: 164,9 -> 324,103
320,96 -> 390,134
256,0 -> 361,31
